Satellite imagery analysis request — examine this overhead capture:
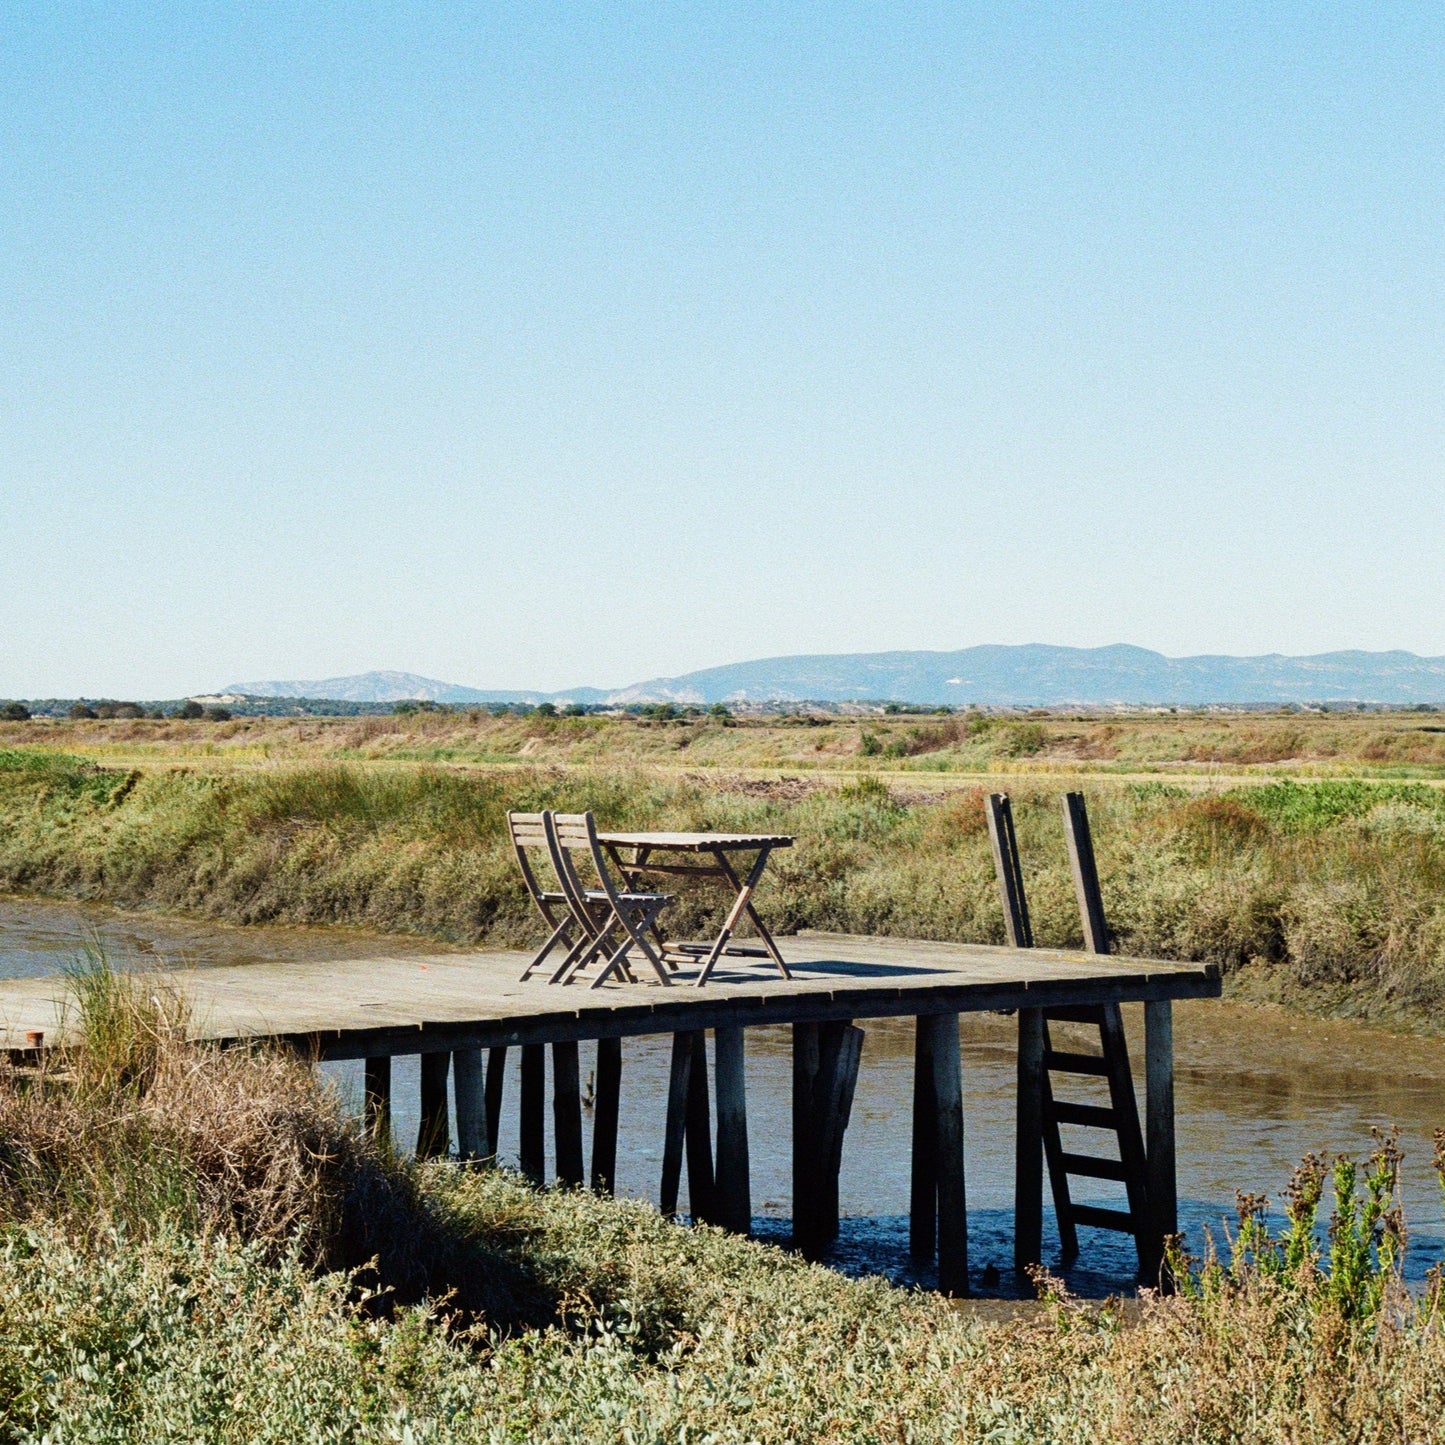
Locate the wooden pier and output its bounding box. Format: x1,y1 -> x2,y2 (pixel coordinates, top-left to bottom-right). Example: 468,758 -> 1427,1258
0,931 -> 1219,1294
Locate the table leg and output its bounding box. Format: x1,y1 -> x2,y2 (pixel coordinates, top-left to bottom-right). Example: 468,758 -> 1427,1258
713,847 -> 790,977
697,848 -> 786,986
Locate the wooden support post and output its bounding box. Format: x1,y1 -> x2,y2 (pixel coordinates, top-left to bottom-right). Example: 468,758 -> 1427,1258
519,1043 -> 546,1184
685,1031 -> 716,1223
926,1012 -> 969,1296
485,1046 -> 507,1164
910,1015 -> 938,1262
1062,791 -> 1110,954
1145,999 -> 1177,1284
416,1051 -> 451,1159
793,1022 -> 821,1252
986,793 -> 1034,947
363,1054 -> 391,1145
660,1031 -> 692,1218
552,1040 -> 584,1187
453,1047 -> 488,1161
1014,1008 -> 1045,1273
713,1026 -> 751,1234
591,1036 -> 622,1195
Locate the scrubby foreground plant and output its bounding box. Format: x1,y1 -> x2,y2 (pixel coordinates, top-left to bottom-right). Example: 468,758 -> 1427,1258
3,967 -> 1445,1441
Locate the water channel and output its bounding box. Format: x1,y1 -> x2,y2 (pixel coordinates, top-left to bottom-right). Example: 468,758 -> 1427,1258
5,894 -> 1444,1298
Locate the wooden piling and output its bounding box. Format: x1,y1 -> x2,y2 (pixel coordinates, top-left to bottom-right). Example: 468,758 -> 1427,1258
1062,791 -> 1110,955
909,1016 -> 938,1261
519,1043 -> 546,1184
363,1054 -> 391,1145
1145,999 -> 1177,1282
552,1040 -> 584,1186
416,1050 -> 451,1159
926,1012 -> 968,1296
453,1047 -> 488,1161
713,1026 -> 751,1234
1014,1008 -> 1045,1273
485,1046 -> 507,1162
590,1036 -> 622,1195
684,1031 -> 716,1223
792,1022 -> 821,1251
661,1031 -> 692,1217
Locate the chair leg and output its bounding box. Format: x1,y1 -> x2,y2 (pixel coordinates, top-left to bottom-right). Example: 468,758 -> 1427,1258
520,916 -> 574,982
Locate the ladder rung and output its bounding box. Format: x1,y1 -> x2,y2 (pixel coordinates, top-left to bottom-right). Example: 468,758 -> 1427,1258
1044,1049 -> 1110,1076
1051,1101 -> 1117,1129
1059,1152 -> 1129,1181
1069,1203 -> 1138,1233
1044,1005 -> 1104,1024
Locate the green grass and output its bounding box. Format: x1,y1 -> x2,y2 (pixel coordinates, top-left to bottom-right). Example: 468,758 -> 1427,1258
6,748 -> 1445,1030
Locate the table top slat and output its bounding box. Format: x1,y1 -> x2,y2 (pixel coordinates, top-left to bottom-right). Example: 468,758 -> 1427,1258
598,831 -> 794,850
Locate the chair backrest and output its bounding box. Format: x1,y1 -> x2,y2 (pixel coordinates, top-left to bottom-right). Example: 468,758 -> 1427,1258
507,811 -> 560,907
546,811 -> 624,915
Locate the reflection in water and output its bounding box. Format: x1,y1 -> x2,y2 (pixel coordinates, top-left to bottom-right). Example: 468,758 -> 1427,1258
5,896 -> 1444,1296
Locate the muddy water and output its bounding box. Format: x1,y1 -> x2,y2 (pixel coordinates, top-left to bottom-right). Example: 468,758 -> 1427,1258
5,896 -> 1444,1298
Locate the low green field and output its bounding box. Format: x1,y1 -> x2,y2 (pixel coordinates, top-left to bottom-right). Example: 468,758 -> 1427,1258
4,715 -> 1445,1030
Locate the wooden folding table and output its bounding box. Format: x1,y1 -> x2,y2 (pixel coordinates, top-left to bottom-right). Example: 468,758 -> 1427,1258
595,831 -> 794,986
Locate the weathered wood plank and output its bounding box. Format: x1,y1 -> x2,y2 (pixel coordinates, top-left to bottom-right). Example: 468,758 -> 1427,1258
1014,1008 -> 1044,1273
792,1022 -> 821,1253
909,1015 -> 938,1262
926,1012 -> 968,1297
660,1032 -> 692,1218
684,1031 -> 716,1223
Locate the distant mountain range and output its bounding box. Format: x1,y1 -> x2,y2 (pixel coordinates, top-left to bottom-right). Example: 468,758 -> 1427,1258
226,646 -> 1445,707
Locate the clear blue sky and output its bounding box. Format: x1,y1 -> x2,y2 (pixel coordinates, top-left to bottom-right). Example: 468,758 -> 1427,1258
3,3 -> 1442,697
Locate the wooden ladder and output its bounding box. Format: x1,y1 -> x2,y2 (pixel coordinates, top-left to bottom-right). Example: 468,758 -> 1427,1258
987,791 -> 1152,1273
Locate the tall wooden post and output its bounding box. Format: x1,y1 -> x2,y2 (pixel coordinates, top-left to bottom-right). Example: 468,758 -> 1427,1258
363,1054 -> 391,1145
713,1026 -> 751,1234
485,1046 -> 507,1163
793,1022 -> 822,1252
1014,1008 -> 1045,1273
591,1036 -> 623,1194
519,1043 -> 546,1184
1145,999 -> 1177,1283
661,1032 -> 693,1217
909,1015 -> 938,1261
416,1050 -> 451,1159
552,1040 -> 584,1186
927,1012 -> 969,1296
453,1047 -> 488,1161
684,1031 -> 716,1223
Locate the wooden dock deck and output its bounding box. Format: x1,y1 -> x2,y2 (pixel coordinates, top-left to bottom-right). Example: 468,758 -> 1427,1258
0,931 -> 1220,1296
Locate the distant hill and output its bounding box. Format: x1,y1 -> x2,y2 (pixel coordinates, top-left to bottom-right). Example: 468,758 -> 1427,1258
227,647 -> 1445,708
224,671 -> 546,705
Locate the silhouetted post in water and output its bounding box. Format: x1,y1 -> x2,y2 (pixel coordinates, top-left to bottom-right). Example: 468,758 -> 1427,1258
796,1020 -> 863,1257
417,1050 -> 450,1159
485,1047 -> 507,1160
909,1018 -> 937,1263
714,1026 -> 750,1233
552,1040 -> 584,1186
911,1013 -> 967,1294
1014,1009 -> 1045,1272
1145,1000 -> 1176,1283
453,1048 -> 488,1160
591,1036 -> 622,1194
661,1032 -> 693,1217
684,1032 -> 716,1222
363,1054 -> 391,1145
519,1044 -> 545,1183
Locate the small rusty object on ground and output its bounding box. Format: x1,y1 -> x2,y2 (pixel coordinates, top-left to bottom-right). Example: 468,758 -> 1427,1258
24,1030 -> 43,1049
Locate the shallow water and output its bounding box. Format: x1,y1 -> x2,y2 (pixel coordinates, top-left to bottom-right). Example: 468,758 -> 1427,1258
6,895 -> 1444,1297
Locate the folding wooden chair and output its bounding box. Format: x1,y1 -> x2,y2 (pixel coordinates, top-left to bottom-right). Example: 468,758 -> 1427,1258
509,811 -> 587,982
545,812 -> 674,987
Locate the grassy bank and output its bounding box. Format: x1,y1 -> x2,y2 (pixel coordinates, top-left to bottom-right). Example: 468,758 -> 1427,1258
2,967 -> 1442,1442
4,742 -> 1445,1030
